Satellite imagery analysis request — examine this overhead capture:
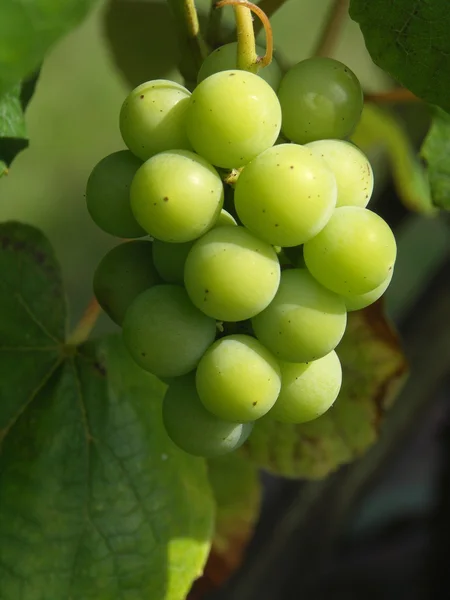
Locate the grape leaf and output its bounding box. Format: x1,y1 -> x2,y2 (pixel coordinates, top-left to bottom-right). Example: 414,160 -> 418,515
189,455 -> 261,599
0,0 -> 96,95
0,72 -> 39,168
242,303 -> 408,479
350,0 -> 450,112
103,0 -> 217,89
104,0 -> 183,89
0,84 -> 27,168
0,222 -> 214,600
351,104 -> 436,215
421,107 -> 450,210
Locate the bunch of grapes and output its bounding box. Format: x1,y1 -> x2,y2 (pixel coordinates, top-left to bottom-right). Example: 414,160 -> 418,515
87,42 -> 397,459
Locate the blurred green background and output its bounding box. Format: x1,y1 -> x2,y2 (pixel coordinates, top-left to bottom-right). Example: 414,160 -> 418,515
0,0 -> 448,333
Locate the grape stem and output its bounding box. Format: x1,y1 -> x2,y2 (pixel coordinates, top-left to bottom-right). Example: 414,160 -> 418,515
182,0 -> 209,58
313,0 -> 349,57
365,89 -> 420,104
216,0 -> 274,69
234,5 -> 258,72
67,297 -> 102,346
167,0 -> 209,82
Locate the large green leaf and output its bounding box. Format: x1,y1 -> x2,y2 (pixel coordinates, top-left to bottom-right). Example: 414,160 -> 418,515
0,222 -> 214,600
350,0 -> 450,112
421,107 -> 450,210
0,0 -> 97,95
242,304 -> 408,479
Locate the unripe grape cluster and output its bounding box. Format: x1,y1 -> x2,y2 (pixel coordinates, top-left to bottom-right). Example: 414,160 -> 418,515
87,45 -> 397,459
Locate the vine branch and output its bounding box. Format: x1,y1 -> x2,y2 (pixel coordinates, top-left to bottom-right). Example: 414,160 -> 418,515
216,0 -> 274,68
365,88 -> 420,104
314,0 -> 349,57
67,297 -> 101,347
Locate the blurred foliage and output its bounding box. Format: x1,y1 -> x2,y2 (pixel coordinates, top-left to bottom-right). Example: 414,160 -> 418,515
0,72 -> 39,171
352,104 -> 435,215
421,107 -> 450,210
0,0 -> 97,96
189,454 -> 262,598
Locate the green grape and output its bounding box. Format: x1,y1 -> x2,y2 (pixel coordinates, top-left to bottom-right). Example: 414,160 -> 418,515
216,209 -> 237,228
198,43 -> 282,91
130,149 -> 224,242
234,144 -> 336,247
306,140 -> 373,208
153,209 -> 237,284
86,151 -> 145,238
186,70 -> 282,168
184,226 -> 281,321
278,57 -> 363,144
304,206 -> 397,295
163,374 -> 253,458
270,351 -> 342,424
343,270 -> 393,312
196,334 -> 281,422
120,79 -> 192,161
122,284 -> 216,378
93,240 -> 161,325
252,269 -> 347,363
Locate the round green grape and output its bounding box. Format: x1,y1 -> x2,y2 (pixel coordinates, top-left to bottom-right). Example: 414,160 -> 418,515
163,374 -> 253,458
270,351 -> 342,424
186,70 -> 282,169
196,334 -> 281,422
86,151 -> 145,238
120,79 -> 192,161
304,206 -> 397,295
306,140 -> 373,208
343,270 -> 393,312
93,240 -> 161,325
252,269 -> 347,363
130,149 -> 224,242
198,42 -> 283,91
184,226 -> 281,322
122,284 -> 216,378
278,57 -> 363,144
153,209 -> 236,284
234,144 -> 337,247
